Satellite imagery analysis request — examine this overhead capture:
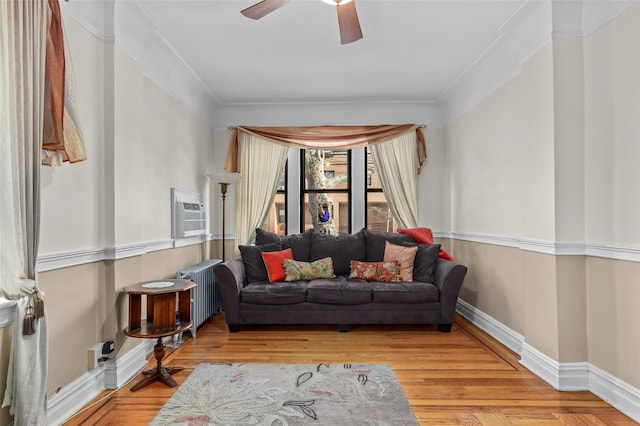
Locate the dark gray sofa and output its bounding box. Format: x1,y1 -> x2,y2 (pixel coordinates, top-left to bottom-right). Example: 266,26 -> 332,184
214,228 -> 467,333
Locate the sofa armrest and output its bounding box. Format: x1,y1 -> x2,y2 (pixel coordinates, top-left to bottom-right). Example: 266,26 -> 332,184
214,258 -> 245,324
434,258 -> 468,325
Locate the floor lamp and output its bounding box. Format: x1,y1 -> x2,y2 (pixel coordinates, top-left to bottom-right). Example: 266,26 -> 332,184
219,182 -> 229,261
209,172 -> 239,262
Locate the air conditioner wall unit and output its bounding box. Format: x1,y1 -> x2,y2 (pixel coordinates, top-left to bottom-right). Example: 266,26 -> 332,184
171,188 -> 206,239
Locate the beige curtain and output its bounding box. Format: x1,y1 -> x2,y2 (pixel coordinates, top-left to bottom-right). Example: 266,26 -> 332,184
234,131 -> 289,252
370,132 -> 420,228
225,124 -> 426,174
0,0 -> 49,423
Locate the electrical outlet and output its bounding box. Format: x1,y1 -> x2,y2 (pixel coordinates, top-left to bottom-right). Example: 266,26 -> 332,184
87,343 -> 104,370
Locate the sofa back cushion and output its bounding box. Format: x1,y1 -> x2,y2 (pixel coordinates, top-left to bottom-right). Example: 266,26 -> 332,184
363,228 -> 415,261
255,228 -> 313,261
239,241 -> 282,283
309,229 -> 366,276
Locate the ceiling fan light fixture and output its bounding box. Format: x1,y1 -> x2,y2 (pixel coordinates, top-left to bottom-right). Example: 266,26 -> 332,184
321,0 -> 353,6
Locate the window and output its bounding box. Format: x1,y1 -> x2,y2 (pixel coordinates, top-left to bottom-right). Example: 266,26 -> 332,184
264,147 -> 395,236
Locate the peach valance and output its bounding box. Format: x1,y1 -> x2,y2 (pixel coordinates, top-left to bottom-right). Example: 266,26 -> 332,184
225,124 -> 427,174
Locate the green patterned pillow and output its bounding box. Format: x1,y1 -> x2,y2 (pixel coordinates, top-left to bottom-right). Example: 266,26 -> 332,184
349,260 -> 401,282
283,257 -> 335,281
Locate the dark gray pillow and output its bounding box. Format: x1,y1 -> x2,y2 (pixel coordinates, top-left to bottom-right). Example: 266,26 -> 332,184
362,228 -> 415,261
238,241 -> 282,283
309,229 -> 366,276
410,243 -> 441,283
255,228 -> 279,246
255,228 -> 313,261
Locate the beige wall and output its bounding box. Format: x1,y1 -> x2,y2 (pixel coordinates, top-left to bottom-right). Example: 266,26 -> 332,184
0,14 -> 219,399
38,244 -> 209,397
444,4 -> 640,390
584,5 -> 640,247
587,258 -> 640,386
444,45 -> 556,241
582,4 -> 640,388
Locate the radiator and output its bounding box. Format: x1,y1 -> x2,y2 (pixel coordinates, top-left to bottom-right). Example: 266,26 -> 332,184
176,259 -> 222,338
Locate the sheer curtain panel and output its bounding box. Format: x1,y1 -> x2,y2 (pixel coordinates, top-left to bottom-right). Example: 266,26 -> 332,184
0,0 -> 49,424
234,131 -> 289,252
370,132 -> 420,228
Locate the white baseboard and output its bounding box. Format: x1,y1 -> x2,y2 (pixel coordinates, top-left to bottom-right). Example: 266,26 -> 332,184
457,300 -> 640,424
47,340 -> 153,426
590,364 -> 640,423
456,299 -> 524,355
520,343 -> 590,391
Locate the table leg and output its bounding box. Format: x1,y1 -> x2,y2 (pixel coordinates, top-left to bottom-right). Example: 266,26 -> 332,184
130,337 -> 184,392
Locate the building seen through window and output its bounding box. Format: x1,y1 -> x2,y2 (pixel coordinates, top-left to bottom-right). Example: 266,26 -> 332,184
263,147 -> 396,236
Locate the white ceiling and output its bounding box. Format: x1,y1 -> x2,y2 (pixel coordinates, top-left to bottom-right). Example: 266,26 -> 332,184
60,0 -> 637,126
128,0 -> 526,105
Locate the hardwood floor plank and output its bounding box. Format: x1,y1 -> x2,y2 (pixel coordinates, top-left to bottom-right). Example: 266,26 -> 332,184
62,314 -> 637,425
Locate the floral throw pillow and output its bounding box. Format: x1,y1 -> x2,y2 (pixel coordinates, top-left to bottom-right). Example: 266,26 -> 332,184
283,257 -> 335,281
349,260 -> 401,282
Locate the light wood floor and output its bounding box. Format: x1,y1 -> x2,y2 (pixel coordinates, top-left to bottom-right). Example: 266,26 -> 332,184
64,314 -> 637,425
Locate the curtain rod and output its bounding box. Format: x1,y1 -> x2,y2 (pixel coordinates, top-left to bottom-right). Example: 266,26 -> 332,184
228,124 -> 426,130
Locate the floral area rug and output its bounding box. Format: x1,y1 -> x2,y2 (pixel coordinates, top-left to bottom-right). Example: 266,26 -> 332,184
151,363 -> 419,425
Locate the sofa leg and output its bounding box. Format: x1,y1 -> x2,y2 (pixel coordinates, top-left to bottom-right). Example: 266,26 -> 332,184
338,324 -> 349,333
438,323 -> 452,333
228,324 -> 239,333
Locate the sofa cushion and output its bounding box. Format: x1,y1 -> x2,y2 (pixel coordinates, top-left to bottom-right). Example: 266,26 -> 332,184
284,257 -> 335,281
241,282 -> 308,305
239,241 -> 283,283
255,228 -> 313,261
349,260 -> 400,282
262,248 -> 294,282
362,228 -> 415,261
383,242 -> 418,282
306,277 -> 372,304
309,229 -> 366,276
371,282 -> 439,304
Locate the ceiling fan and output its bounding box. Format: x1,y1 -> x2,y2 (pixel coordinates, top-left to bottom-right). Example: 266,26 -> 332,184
241,0 -> 363,45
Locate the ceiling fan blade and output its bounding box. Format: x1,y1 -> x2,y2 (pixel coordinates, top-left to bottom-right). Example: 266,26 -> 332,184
336,0 -> 363,45
241,0 -> 290,20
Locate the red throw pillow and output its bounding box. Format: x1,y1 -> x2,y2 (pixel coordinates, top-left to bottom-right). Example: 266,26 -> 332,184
397,227 -> 434,244
261,248 -> 294,282
397,227 -> 455,262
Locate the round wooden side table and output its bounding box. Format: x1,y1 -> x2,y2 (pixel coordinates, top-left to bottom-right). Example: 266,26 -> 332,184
123,279 -> 196,392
